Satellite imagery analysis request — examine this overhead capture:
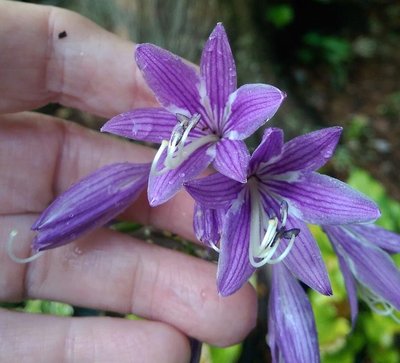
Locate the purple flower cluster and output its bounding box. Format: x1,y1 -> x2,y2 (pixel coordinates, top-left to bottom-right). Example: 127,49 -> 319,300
15,23 -> 399,363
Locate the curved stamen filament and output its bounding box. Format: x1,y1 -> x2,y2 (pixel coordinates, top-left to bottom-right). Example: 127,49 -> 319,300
150,114 -> 218,176
6,230 -> 44,264
209,241 -> 220,253
248,185 -> 298,268
359,285 -> 400,323
258,217 -> 278,252
150,140 -> 169,176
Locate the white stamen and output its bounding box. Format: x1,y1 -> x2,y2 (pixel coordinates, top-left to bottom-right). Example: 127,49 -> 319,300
258,217 -> 278,252
209,241 -> 220,253
359,285 -> 400,323
6,230 -> 44,264
248,182 -> 298,268
150,114 -> 218,176
150,140 -> 168,176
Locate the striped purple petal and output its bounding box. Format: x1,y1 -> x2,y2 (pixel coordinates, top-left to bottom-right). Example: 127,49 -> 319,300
278,214 -> 332,295
135,44 -> 210,129
212,139 -> 249,183
326,225 -> 400,311
249,127 -> 284,174
264,127 -> 342,175
185,172 -> 243,209
267,172 -> 381,225
101,108 -> 177,143
32,163 -> 150,251
268,263 -> 320,363
200,23 -> 236,129
193,203 -> 225,247
330,234 -> 359,327
349,224 -> 400,253
217,188 -> 255,296
148,143 -> 216,206
222,84 -> 286,140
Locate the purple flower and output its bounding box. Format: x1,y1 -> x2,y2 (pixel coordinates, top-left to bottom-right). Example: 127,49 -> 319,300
101,23 -> 285,206
324,224 -> 400,325
186,127 -> 380,296
268,263 -> 320,363
31,162 -> 150,251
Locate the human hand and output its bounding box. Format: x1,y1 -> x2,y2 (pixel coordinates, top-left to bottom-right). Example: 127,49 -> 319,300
0,1 -> 256,362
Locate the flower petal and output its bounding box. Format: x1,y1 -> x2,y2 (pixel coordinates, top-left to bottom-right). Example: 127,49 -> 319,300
101,108 -> 177,143
212,139 -> 249,183
185,172 -> 243,209
349,224 -> 400,253
265,127 -> 342,175
193,203 -> 225,247
282,216 -> 332,295
148,144 -> 216,206
268,172 -> 381,225
32,163 -> 150,251
268,263 -> 320,363
330,233 -> 359,327
135,44 -> 209,125
222,84 -> 286,140
200,23 -> 236,129
217,188 -> 255,296
327,226 -> 400,311
249,127 -> 283,173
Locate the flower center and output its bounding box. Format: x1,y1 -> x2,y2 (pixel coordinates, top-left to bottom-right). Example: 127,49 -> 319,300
359,284 -> 400,323
150,113 -> 218,176
249,186 -> 299,268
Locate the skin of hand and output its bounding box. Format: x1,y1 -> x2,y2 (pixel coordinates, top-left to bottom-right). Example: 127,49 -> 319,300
0,1 -> 257,362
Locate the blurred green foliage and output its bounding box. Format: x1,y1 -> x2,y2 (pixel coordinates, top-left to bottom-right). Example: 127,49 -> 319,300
110,221 -> 142,233
209,344 -> 242,363
299,32 -> 351,86
347,169 -> 400,232
300,32 -> 351,67
0,299 -> 74,316
377,91 -> 400,121
265,4 -> 294,29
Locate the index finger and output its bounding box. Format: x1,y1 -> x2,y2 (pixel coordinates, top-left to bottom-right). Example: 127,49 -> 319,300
0,0 -> 156,117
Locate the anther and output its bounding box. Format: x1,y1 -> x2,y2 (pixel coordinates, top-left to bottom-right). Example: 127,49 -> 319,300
6,230 -> 44,264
